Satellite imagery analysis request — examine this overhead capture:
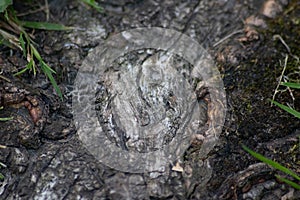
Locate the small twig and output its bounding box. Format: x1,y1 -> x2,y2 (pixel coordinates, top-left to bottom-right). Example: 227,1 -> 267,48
5,13 -> 26,34
283,78 -> 296,102
0,161 -> 7,168
213,29 -> 244,47
45,0 -> 49,21
271,35 -> 299,105
0,21 -> 19,34
273,34 -> 299,62
17,6 -> 47,17
273,35 -> 291,53
0,74 -> 11,82
272,54 -> 288,103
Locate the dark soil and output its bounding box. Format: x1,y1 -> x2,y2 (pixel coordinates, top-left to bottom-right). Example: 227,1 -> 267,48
0,0 -> 300,199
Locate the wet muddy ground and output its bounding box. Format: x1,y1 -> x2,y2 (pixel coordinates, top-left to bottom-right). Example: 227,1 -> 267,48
0,0 -> 300,199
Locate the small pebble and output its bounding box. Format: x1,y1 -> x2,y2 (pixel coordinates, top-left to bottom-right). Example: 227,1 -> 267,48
260,0 -> 283,18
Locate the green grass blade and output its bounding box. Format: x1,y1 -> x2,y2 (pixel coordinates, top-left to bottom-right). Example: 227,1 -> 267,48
40,60 -> 56,74
0,107 -> 13,121
270,100 -> 300,119
19,33 -> 26,57
80,0 -> 104,13
275,175 -> 300,190
0,36 -> 17,49
40,62 -> 63,100
13,68 -> 28,76
0,117 -> 13,121
281,82 -> 300,89
13,60 -> 33,76
30,43 -> 42,60
242,145 -> 300,181
0,0 -> 12,13
0,173 -> 4,181
0,161 -> 6,167
4,9 -> 9,21
20,21 -> 72,31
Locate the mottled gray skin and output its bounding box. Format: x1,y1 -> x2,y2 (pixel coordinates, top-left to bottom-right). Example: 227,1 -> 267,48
95,50 -> 207,153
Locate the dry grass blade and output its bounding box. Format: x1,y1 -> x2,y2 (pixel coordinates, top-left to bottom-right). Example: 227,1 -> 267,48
0,28 -> 21,49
